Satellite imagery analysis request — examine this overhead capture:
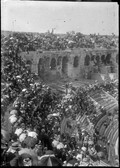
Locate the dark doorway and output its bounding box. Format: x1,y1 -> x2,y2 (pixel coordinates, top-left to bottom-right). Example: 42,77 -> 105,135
101,55 -> 106,64
96,55 -> 100,65
38,58 -> 44,78
105,53 -> 111,65
73,56 -> 79,67
50,58 -> 56,70
62,56 -> 68,74
57,56 -> 62,65
84,55 -> 90,66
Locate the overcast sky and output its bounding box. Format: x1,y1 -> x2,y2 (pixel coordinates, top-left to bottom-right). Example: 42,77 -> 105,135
1,1 -> 119,35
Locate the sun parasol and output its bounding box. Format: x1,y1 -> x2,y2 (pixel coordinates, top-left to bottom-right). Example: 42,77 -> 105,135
66,158 -> 78,166
52,139 -> 59,147
19,133 -> 27,142
56,142 -> 64,149
38,150 -> 62,166
15,128 -> 23,136
18,149 -> 38,166
27,131 -> 38,139
9,115 -> 17,124
23,136 -> 38,148
76,154 -> 83,160
10,109 -> 18,115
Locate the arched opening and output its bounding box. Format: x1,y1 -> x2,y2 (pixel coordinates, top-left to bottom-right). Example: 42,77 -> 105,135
101,55 -> 106,64
73,56 -> 79,67
84,55 -> 90,66
45,57 -> 50,68
57,56 -> 62,65
96,55 -> 100,65
62,56 -> 68,74
38,58 -> 44,77
50,58 -> 56,70
105,53 -> 111,65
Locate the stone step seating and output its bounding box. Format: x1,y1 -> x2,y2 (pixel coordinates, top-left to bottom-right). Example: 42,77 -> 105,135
95,114 -> 108,130
104,122 -> 114,139
113,136 -> 118,156
108,129 -> 118,166
98,160 -> 111,167
93,112 -> 105,126
99,123 -> 107,136
103,115 -> 118,138
89,88 -> 118,114
107,123 -> 118,141
48,83 -> 66,93
110,128 -> 118,146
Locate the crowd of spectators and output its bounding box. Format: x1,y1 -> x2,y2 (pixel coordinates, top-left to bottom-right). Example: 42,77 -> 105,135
1,31 -> 118,166
1,31 -> 118,52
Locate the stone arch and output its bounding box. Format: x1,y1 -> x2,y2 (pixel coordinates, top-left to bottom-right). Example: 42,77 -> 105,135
84,55 -> 90,66
50,58 -> 56,70
96,55 -> 100,64
62,56 -> 68,74
57,56 -> 62,65
105,53 -> 111,65
45,57 -> 50,69
101,55 -> 106,64
38,58 -> 44,77
73,56 -> 79,67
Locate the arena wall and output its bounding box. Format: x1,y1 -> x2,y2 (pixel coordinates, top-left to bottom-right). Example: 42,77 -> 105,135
19,48 -> 118,81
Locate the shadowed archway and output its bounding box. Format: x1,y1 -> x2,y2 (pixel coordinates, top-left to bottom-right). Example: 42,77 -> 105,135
38,58 -> 44,78
50,58 -> 56,70
73,56 -> 79,67
62,56 -> 68,75
84,55 -> 90,66
57,56 -> 62,65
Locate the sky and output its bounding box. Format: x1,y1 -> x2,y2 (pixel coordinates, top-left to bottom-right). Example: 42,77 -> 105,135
1,0 -> 119,35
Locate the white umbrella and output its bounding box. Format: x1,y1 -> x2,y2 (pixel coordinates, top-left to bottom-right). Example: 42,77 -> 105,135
52,140 -> 59,147
15,128 -> 23,136
19,133 -> 27,142
10,109 -> 18,115
56,142 -> 64,149
19,148 -> 36,156
76,154 -> 83,160
9,115 -> 17,124
28,131 -> 38,139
